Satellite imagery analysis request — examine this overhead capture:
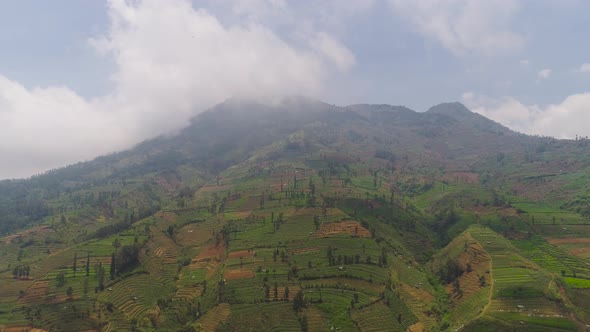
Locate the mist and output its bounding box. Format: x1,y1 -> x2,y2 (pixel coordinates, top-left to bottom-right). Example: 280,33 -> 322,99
0,0 -> 354,179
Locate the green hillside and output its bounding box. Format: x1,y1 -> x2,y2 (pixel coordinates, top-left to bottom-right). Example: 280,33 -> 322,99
1,98 -> 590,331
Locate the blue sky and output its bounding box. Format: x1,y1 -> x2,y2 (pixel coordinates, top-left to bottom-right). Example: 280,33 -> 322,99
0,0 -> 589,179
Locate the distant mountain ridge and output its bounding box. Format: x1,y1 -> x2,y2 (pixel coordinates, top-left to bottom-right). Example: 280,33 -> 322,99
1,97 -> 590,331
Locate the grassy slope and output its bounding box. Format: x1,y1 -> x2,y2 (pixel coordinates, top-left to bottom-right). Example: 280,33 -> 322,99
2,100 -> 590,331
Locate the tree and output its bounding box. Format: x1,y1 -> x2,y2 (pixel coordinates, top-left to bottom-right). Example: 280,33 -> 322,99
83,277 -> 89,295
67,286 -> 73,298
56,272 -> 66,287
293,290 -> 306,312
300,314 -> 309,332
479,275 -> 486,287
110,253 -> 116,280
264,284 -> 270,301
86,253 -> 90,276
96,262 -> 105,291
73,252 -> 77,276
284,286 -> 290,301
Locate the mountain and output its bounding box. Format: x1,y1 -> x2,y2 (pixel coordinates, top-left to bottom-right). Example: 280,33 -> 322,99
1,98 -> 590,331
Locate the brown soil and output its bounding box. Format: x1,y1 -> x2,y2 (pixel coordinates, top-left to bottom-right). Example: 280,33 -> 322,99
175,224 -> 213,247
400,283 -> 435,303
312,221 -> 371,238
445,237 -> 491,303
228,250 -> 254,259
231,211 -> 252,219
2,327 -> 48,332
17,280 -> 49,304
189,239 -> 226,277
407,322 -> 425,332
547,237 -> 590,245
2,225 -> 53,244
198,303 -> 231,332
568,246 -> 590,256
194,238 -> 226,261
224,269 -> 255,280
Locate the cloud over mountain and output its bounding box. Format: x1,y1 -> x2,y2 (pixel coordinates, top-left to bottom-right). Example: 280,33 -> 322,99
0,0 -> 354,179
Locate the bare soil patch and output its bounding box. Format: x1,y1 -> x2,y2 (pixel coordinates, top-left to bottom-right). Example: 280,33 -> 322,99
312,221 -> 371,238
401,283 -> 435,303
3,225 -> 53,244
2,327 -> 48,332
228,250 -> 254,259
17,280 -> 49,304
568,246 -> 590,257
407,322 -> 425,332
445,239 -> 490,303
198,303 -> 231,332
190,239 -> 226,276
547,237 -> 590,245
176,224 -> 213,247
224,269 -> 255,280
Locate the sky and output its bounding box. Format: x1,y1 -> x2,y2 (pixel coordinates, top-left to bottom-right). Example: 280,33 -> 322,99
0,0 -> 589,179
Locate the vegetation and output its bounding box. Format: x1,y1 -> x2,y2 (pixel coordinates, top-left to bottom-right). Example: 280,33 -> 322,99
1,99 -> 590,331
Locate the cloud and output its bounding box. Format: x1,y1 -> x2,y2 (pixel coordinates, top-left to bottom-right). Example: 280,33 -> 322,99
537,68 -> 552,79
0,75 -> 129,179
310,32 -> 356,71
0,0 -> 356,179
580,63 -> 590,73
520,59 -> 529,66
463,92 -> 590,139
388,0 -> 524,56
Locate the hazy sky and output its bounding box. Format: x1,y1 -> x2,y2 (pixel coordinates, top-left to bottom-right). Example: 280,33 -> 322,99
1,0 -> 589,179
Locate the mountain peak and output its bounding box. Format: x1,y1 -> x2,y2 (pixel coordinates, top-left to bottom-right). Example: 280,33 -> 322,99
426,102 -> 473,117
427,101 -> 515,135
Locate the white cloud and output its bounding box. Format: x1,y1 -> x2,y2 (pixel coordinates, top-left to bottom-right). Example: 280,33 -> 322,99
463,92 -> 590,139
0,75 -> 129,178
580,63 -> 590,73
0,0 -> 356,179
537,68 -> 552,79
388,0 -> 524,56
310,32 -> 356,71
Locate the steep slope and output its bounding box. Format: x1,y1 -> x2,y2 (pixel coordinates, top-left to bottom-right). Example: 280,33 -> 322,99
1,98 -> 590,331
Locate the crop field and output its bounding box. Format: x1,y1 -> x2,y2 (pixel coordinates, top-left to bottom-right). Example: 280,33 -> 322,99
98,273 -> 173,319
352,301 -> 416,331
6,102 -> 590,332
461,225 -> 583,329
218,302 -> 300,331
197,303 -> 231,331
513,236 -> 590,279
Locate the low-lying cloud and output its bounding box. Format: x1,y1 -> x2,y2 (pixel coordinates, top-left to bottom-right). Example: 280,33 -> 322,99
0,0 -> 355,179
463,92 -> 590,139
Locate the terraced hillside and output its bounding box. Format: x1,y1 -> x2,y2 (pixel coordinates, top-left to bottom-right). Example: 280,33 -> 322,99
1,98 -> 590,331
